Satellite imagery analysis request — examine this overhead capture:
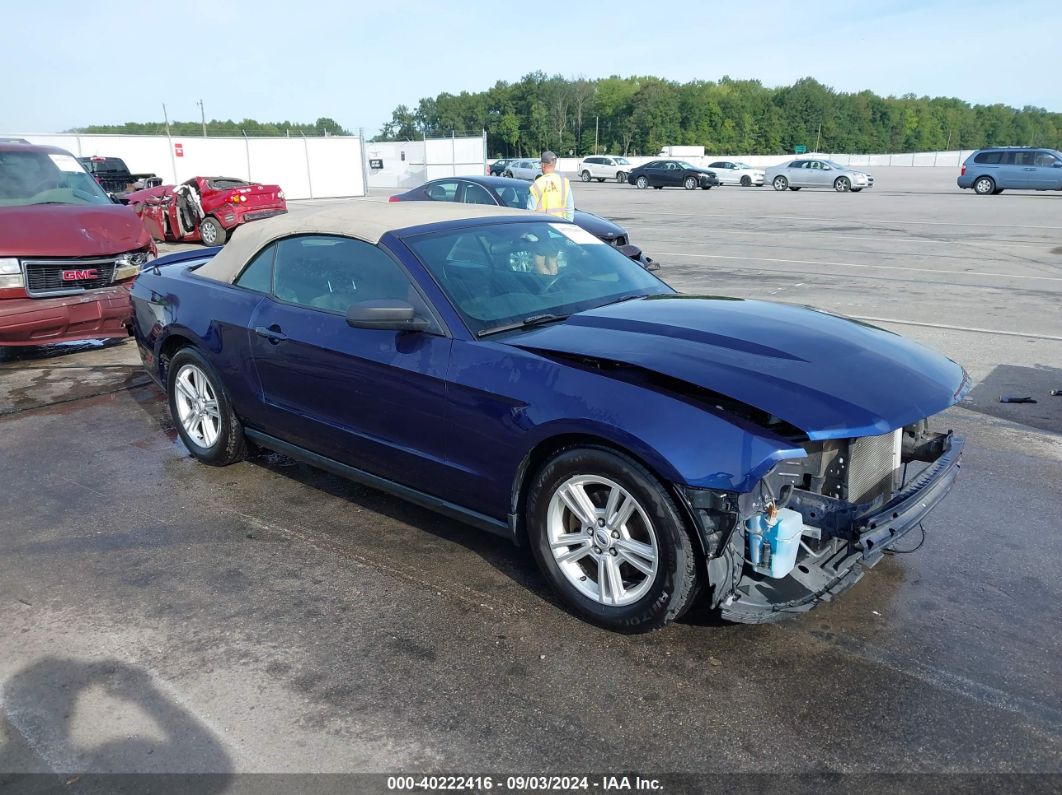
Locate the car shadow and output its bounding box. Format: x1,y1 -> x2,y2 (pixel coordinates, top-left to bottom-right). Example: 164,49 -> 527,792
0,656 -> 232,792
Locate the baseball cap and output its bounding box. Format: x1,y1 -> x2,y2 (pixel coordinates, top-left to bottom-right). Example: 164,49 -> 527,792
540,151 -> 557,164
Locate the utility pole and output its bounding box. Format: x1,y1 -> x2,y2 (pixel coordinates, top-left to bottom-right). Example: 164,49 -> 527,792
594,116 -> 599,154
197,99 -> 207,137
814,121 -> 821,153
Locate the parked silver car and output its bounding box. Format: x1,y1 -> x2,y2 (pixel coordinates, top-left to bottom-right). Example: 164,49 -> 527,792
503,158 -> 543,181
766,159 -> 874,192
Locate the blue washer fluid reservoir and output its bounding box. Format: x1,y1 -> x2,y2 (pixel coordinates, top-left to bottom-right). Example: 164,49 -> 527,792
745,508 -> 804,579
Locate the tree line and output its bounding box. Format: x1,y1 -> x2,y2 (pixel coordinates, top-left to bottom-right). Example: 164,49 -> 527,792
69,117 -> 350,137
374,74 -> 1062,158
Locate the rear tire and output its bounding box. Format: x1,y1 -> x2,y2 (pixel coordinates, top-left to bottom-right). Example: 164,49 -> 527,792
597,178 -> 605,182
167,347 -> 247,467
581,170 -> 592,182
973,176 -> 995,195
789,186 -> 801,191
198,216 -> 226,246
772,176 -> 789,191
504,170 -> 514,178
527,446 -> 701,632
740,175 -> 751,187
993,187 -> 1005,195
851,188 -> 863,192
615,172 -> 627,183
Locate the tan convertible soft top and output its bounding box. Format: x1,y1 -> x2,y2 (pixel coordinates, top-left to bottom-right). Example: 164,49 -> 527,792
195,200 -> 535,284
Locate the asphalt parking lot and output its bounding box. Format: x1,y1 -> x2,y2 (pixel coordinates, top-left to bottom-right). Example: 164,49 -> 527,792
1,167 -> 1060,790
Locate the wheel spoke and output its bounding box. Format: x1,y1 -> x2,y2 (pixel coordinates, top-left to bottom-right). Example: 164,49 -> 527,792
605,556 -> 625,605
558,482 -> 597,526
556,543 -> 592,565
551,532 -> 588,550
202,399 -> 220,419
176,377 -> 196,403
618,549 -> 654,576
615,537 -> 656,566
597,556 -> 610,604
606,490 -> 636,531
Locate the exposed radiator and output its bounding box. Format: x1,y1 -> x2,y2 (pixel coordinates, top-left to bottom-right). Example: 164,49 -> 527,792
847,430 -> 901,504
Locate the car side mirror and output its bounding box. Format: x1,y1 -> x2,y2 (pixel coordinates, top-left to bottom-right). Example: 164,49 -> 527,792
1053,162 -> 1062,168
346,300 -> 430,332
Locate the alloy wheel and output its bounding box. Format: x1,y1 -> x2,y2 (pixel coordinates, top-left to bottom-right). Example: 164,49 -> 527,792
636,176 -> 649,189
546,475 -> 659,607
773,176 -> 788,191
173,363 -> 221,448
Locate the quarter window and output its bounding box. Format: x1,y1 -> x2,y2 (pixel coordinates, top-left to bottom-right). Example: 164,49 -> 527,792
974,151 -> 1001,164
234,244 -> 275,293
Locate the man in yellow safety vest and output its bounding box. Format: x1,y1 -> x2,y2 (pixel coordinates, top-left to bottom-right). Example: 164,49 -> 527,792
526,150 -> 574,274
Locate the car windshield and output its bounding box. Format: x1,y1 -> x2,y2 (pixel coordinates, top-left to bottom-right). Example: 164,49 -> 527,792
0,150 -> 112,207
406,220 -> 672,335
735,162 -> 755,169
676,161 -> 699,169
615,157 -> 630,165
824,161 -> 848,170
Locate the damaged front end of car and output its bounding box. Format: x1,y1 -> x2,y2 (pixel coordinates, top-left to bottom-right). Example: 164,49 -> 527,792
681,420 -> 963,624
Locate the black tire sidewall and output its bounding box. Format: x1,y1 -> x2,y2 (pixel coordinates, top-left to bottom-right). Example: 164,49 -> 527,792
581,171 -> 592,182
166,347 -> 244,466
527,447 -> 698,632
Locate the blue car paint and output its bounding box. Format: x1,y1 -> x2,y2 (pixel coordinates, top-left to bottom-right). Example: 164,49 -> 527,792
509,296 -> 970,440
131,217 -> 967,537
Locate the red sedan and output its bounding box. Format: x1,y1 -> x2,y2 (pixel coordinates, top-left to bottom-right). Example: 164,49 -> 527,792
126,176 -> 286,246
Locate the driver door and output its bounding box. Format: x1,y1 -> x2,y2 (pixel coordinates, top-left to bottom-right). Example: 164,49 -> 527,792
247,234 -> 454,491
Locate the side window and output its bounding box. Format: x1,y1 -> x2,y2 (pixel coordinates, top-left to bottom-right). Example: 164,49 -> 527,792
234,243 -> 276,293
998,152 -> 1015,165
272,235 -> 418,314
425,181 -> 458,201
461,182 -> 496,205
1014,151 -> 1036,166
974,151 -> 1001,164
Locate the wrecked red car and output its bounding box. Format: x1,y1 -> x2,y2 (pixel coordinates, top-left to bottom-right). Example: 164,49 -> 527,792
126,176 -> 286,246
0,141 -> 156,347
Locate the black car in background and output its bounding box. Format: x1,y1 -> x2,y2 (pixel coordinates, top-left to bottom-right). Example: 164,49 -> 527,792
627,160 -> 719,190
487,158 -> 517,176
390,175 -> 657,269
77,156 -> 161,196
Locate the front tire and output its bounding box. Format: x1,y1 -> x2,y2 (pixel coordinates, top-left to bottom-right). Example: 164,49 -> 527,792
527,447 -> 701,632
834,176 -> 851,192
167,347 -> 247,466
199,216 -> 226,246
974,176 -> 995,195
580,170 -> 592,182
772,175 -> 789,191
635,175 -> 649,189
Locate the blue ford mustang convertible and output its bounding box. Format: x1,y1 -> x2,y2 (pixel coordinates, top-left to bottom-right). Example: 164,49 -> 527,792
131,202 -> 968,631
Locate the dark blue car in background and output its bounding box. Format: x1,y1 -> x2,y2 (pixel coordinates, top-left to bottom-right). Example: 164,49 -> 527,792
131,201 -> 967,631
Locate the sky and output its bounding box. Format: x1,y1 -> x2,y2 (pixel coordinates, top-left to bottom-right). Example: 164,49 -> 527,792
4,0 -> 1060,135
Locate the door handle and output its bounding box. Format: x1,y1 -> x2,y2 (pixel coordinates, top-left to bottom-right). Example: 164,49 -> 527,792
254,325 -> 288,343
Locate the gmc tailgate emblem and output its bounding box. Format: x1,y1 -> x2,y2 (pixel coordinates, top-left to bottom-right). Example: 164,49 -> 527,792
61,269 -> 99,281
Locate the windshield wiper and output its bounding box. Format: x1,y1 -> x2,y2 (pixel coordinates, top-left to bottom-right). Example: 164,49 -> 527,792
478,313 -> 569,338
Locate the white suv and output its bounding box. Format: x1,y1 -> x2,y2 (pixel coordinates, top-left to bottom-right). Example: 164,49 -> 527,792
578,155 -> 633,183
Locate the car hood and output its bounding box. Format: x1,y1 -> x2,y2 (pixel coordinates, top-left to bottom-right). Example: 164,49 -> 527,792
507,296 -> 969,440
0,204 -> 153,257
573,210 -> 624,239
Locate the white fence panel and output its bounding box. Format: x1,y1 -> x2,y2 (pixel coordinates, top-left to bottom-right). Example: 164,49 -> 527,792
304,137 -> 364,198
8,132 -> 366,199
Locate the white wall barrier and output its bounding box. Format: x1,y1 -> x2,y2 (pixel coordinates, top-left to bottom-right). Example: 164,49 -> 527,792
10,133 -> 366,199
363,137 -> 486,188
